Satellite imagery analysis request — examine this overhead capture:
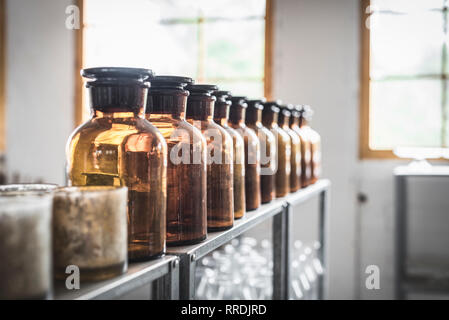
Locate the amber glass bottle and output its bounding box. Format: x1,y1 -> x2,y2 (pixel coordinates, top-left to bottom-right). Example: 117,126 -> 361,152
301,105 -> 321,184
229,97 -> 261,211
262,101 -> 291,198
146,76 -> 207,245
246,100 -> 276,204
290,105 -> 312,188
213,91 -> 246,219
185,84 -> 234,231
66,67 -> 167,261
280,105 -> 301,193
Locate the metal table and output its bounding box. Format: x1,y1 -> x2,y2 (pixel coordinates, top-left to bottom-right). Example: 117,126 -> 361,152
54,255 -> 179,300
394,166 -> 449,299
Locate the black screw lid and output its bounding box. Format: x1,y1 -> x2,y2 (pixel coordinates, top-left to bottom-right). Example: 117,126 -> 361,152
149,75 -> 193,90
82,67 -> 153,112
82,67 -> 153,86
262,100 -> 281,114
186,84 -> 219,95
230,96 -> 248,107
246,99 -> 266,110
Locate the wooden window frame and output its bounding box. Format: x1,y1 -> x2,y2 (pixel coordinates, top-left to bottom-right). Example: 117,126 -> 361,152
360,0 -> 449,160
73,0 -> 274,127
359,0 -> 398,159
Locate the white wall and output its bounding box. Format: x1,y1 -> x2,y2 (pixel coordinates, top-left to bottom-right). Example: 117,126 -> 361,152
273,0 -> 360,299
6,0 -> 74,185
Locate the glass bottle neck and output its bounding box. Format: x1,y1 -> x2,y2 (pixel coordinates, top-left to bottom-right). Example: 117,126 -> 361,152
290,116 -> 300,128
278,113 -> 290,128
88,84 -> 147,117
93,110 -> 144,119
299,117 -> 309,128
213,100 -> 230,126
146,89 -> 188,119
186,95 -> 215,121
229,107 -> 246,126
246,109 -> 262,127
262,112 -> 278,128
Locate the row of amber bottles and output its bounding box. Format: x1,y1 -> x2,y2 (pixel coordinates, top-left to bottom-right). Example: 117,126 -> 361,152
66,67 -> 321,262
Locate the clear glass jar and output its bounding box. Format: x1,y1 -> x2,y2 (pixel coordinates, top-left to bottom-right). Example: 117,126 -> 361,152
300,105 -> 321,185
0,190 -> 53,299
290,105 -> 312,188
213,91 -> 246,219
229,96 -> 261,211
146,76 -> 207,245
245,100 -> 276,204
280,105 -> 301,193
52,186 -> 128,281
186,84 -> 234,231
262,101 -> 291,198
66,67 -> 167,261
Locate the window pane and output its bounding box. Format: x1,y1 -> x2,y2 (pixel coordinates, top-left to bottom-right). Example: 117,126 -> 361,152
369,79 -> 442,149
203,19 -> 265,81
371,0 -> 444,13
152,0 -> 265,20
370,11 -> 444,78
214,80 -> 264,99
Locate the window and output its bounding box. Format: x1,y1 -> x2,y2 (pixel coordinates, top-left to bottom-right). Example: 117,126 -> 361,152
360,0 -> 449,158
0,0 -> 5,152
76,0 -> 272,125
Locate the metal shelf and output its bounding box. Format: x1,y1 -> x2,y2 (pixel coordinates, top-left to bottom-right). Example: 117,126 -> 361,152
166,198 -> 286,259
54,255 -> 179,300
53,179 -> 331,300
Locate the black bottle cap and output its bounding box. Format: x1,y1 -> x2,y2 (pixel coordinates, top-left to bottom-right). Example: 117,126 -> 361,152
213,90 -> 232,99
82,67 -> 153,86
262,100 -> 281,114
82,67 -> 153,112
230,96 -> 248,106
149,75 -> 193,90
247,99 -> 266,110
186,84 -> 219,95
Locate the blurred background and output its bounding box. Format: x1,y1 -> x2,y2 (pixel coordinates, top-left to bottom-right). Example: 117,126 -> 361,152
1,0 -> 449,299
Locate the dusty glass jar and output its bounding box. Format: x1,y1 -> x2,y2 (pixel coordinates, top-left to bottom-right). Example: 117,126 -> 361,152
229,96 -> 261,211
52,186 -> 128,282
262,101 -> 291,198
246,100 -> 276,204
301,105 -> 321,184
213,91 -> 246,219
290,105 -> 312,188
186,84 -> 234,231
0,190 -> 53,299
66,67 -> 167,261
146,76 -> 207,245
280,105 -> 301,193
